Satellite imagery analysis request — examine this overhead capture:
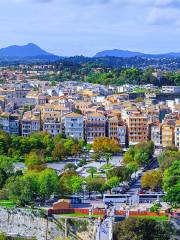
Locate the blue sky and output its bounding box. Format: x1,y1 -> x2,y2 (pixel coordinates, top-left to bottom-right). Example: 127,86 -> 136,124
0,0 -> 180,56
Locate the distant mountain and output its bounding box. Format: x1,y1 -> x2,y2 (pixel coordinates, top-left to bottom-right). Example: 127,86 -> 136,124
163,52 -> 180,58
94,49 -> 180,58
0,43 -> 60,59
94,49 -> 144,58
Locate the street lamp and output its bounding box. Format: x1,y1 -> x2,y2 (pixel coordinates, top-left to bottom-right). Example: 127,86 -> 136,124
82,181 -> 87,203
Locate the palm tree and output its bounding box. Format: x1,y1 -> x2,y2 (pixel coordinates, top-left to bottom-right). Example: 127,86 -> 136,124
88,167 -> 97,178
104,153 -> 113,166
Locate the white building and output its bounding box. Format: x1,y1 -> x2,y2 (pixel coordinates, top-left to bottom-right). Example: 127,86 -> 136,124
175,120 -> 180,149
43,122 -> 62,138
64,112 -> 84,140
150,123 -> 162,147
162,86 -> 180,94
117,125 -> 127,147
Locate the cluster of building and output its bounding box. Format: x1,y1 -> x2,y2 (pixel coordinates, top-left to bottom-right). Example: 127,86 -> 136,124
0,75 -> 179,150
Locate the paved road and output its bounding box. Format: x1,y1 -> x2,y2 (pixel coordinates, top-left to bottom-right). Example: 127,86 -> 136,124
47,155 -> 123,176
78,156 -> 123,178
47,157 -> 81,172
126,158 -> 159,196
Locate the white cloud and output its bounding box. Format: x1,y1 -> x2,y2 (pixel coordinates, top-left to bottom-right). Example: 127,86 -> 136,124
147,7 -> 180,25
0,0 -> 180,55
146,0 -> 180,26
155,0 -> 180,7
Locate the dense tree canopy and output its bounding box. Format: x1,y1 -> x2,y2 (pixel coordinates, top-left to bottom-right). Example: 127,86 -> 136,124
113,217 -> 173,240
123,141 -> 154,167
107,166 -> 132,182
141,169 -> 163,191
163,160 -> 180,206
35,59 -> 180,86
158,150 -> 180,172
93,137 -> 121,154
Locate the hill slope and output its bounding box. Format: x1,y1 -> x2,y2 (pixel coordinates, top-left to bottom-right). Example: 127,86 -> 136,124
94,49 -> 180,58
0,43 -> 54,57
94,49 -> 144,58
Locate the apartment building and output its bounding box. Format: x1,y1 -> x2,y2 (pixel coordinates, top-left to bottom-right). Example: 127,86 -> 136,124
161,121 -> 175,148
26,91 -> 47,105
64,112 -> 84,140
75,101 -> 95,114
9,114 -> 20,135
42,111 -> 63,137
85,112 -> 106,143
40,104 -> 70,118
21,111 -> 41,137
146,109 -> 159,123
0,112 -> 20,135
127,113 -> 149,145
0,112 -> 10,132
175,120 -> 180,149
31,111 -> 41,133
150,122 -> 162,147
108,116 -> 127,146
118,123 -> 127,147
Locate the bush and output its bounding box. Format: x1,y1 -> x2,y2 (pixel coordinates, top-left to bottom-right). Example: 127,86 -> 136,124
78,158 -> 87,167
150,203 -> 162,214
113,217 -> 173,240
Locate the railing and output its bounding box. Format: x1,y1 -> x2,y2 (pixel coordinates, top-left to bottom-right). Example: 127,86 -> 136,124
48,208 -> 106,216
115,210 -> 166,217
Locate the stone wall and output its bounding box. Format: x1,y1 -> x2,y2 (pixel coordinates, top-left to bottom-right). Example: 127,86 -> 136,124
0,208 -> 64,240
0,208 -> 97,240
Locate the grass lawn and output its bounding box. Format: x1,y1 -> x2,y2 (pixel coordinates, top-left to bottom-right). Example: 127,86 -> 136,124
100,164 -> 114,170
132,88 -> 146,93
0,199 -> 16,208
132,215 -> 168,221
58,213 -> 104,218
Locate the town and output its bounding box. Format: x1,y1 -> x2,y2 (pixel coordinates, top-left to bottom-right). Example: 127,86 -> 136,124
0,62 -> 179,240
0,64 -> 179,148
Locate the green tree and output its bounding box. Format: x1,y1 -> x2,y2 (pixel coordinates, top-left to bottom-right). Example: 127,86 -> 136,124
113,217 -> 173,240
150,203 -> 162,214
93,137 -> 121,155
123,147 -> 135,164
64,163 -> 77,171
103,152 -> 112,166
91,152 -> 101,163
71,143 -> 82,157
163,160 -> 180,206
107,166 -> 131,182
25,151 -> 45,170
123,142 -> 154,167
0,233 -> 6,240
52,143 -> 67,161
87,167 -> 97,178
86,177 -> 105,197
38,169 -> 59,200
59,170 -> 78,195
134,150 -> 149,166
141,169 -> 162,191
106,177 -> 119,193
158,150 -> 180,172
0,130 -> 11,154
64,138 -> 75,155
78,157 -> 87,167
127,162 -> 139,178
0,156 -> 14,188
70,175 -> 84,194
6,172 -> 39,205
